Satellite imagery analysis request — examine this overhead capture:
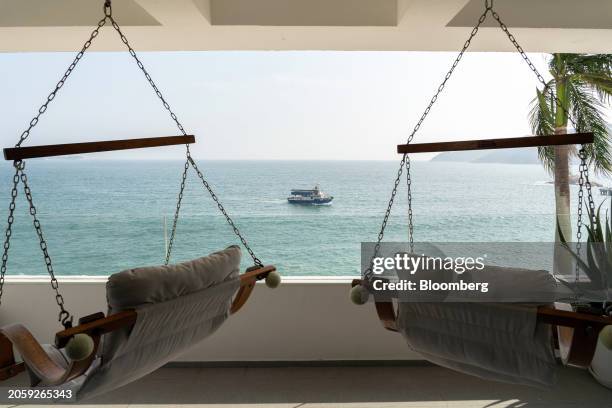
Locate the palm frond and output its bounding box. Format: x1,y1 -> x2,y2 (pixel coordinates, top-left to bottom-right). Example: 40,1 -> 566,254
566,54 -> 612,103
568,54 -> 612,77
567,81 -> 612,175
529,84 -> 556,172
575,73 -> 612,104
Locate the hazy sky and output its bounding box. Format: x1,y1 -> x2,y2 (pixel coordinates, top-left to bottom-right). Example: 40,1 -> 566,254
0,51 -> 603,161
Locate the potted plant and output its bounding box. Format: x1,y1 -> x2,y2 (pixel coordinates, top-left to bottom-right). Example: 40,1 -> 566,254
559,201 -> 612,388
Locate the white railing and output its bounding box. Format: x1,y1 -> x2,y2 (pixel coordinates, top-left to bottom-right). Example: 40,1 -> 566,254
0,277 -> 418,362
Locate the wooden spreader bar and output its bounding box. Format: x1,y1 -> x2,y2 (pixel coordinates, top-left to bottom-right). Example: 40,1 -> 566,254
397,133 -> 594,154
3,135 -> 195,161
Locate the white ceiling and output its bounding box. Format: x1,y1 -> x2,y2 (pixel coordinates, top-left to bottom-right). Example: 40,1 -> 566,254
0,0 -> 159,27
0,0 -> 611,52
209,0 -> 398,26
449,0 -> 612,29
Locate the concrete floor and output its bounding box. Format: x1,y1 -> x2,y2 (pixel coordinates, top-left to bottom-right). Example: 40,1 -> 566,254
4,364 -> 612,407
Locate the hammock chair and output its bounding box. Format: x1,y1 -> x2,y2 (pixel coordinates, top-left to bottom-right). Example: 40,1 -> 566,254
0,0 -> 280,400
352,0 -> 612,386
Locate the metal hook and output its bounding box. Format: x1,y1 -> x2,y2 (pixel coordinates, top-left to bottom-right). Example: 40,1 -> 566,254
12,160 -> 24,171
104,0 -> 112,17
60,310 -> 73,329
485,0 -> 493,10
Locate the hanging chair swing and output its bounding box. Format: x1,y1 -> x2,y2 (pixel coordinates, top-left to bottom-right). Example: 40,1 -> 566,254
0,0 -> 280,399
352,0 -> 612,387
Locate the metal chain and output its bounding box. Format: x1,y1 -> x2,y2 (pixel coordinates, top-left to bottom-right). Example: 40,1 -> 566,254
490,11 -> 579,132
20,165 -> 72,328
365,1 -> 600,283
405,157 -> 414,253
5,4 -> 108,327
106,7 -> 258,267
0,163 -> 23,307
364,154 -> 407,281
406,9 -> 491,145
15,18 -> 107,148
580,151 -> 597,230
103,5 -> 265,267
491,9 -> 598,242
105,3 -> 206,264
575,149 -> 585,287
165,159 -> 190,264
187,155 -> 263,267
16,1 -> 187,143
363,6 -> 491,281
4,1 -> 197,324
108,14 -> 187,137
573,147 -> 597,296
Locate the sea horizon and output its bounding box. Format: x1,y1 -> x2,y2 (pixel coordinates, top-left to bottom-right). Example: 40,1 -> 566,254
1,160 -> 609,277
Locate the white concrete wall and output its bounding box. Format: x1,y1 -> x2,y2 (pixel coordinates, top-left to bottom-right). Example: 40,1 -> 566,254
2,0 -> 612,53
0,277 -> 418,362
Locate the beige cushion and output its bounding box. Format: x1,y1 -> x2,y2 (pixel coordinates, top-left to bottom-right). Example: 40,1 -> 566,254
72,246 -> 243,400
106,245 -> 241,310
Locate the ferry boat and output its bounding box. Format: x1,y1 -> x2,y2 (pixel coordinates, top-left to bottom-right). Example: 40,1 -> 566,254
287,185 -> 333,205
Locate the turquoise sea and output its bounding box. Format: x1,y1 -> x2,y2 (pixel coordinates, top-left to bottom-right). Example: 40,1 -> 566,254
0,160 -> 607,276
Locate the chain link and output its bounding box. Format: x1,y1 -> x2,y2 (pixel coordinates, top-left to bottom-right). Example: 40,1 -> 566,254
165,159 -> 190,264
105,11 -> 261,265
363,7 -> 490,281
406,10 -> 490,146
105,6 -> 265,266
4,1 -> 264,325
575,149 -> 585,286
108,15 -> 187,137
365,2 -> 598,284
363,155 -> 407,281
15,18 -> 107,148
580,151 -> 597,228
6,7 -> 109,327
405,157 -> 414,252
6,3 -> 264,296
490,11 -> 579,132
187,156 -> 263,267
573,147 -> 597,294
20,165 -> 72,327
0,163 -> 23,308
491,8 -> 598,283
1,161 -> 73,326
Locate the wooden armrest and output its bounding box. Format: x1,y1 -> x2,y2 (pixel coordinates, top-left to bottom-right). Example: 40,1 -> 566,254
0,324 -> 97,386
55,310 -> 137,348
373,302 -> 612,338
0,332 -> 24,380
231,265 -> 276,315
240,265 -> 276,285
537,305 -> 611,368
375,302 -> 398,332
536,306 -> 611,330
1,311 -> 136,384
352,279 -> 398,332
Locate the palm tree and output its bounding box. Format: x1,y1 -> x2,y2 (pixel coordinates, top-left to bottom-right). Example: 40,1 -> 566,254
529,54 -> 612,248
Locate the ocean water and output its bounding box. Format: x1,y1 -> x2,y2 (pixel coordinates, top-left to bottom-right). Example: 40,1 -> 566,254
0,159 -> 607,276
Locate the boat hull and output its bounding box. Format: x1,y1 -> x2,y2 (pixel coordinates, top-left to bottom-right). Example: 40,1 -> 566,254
288,197 -> 333,205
